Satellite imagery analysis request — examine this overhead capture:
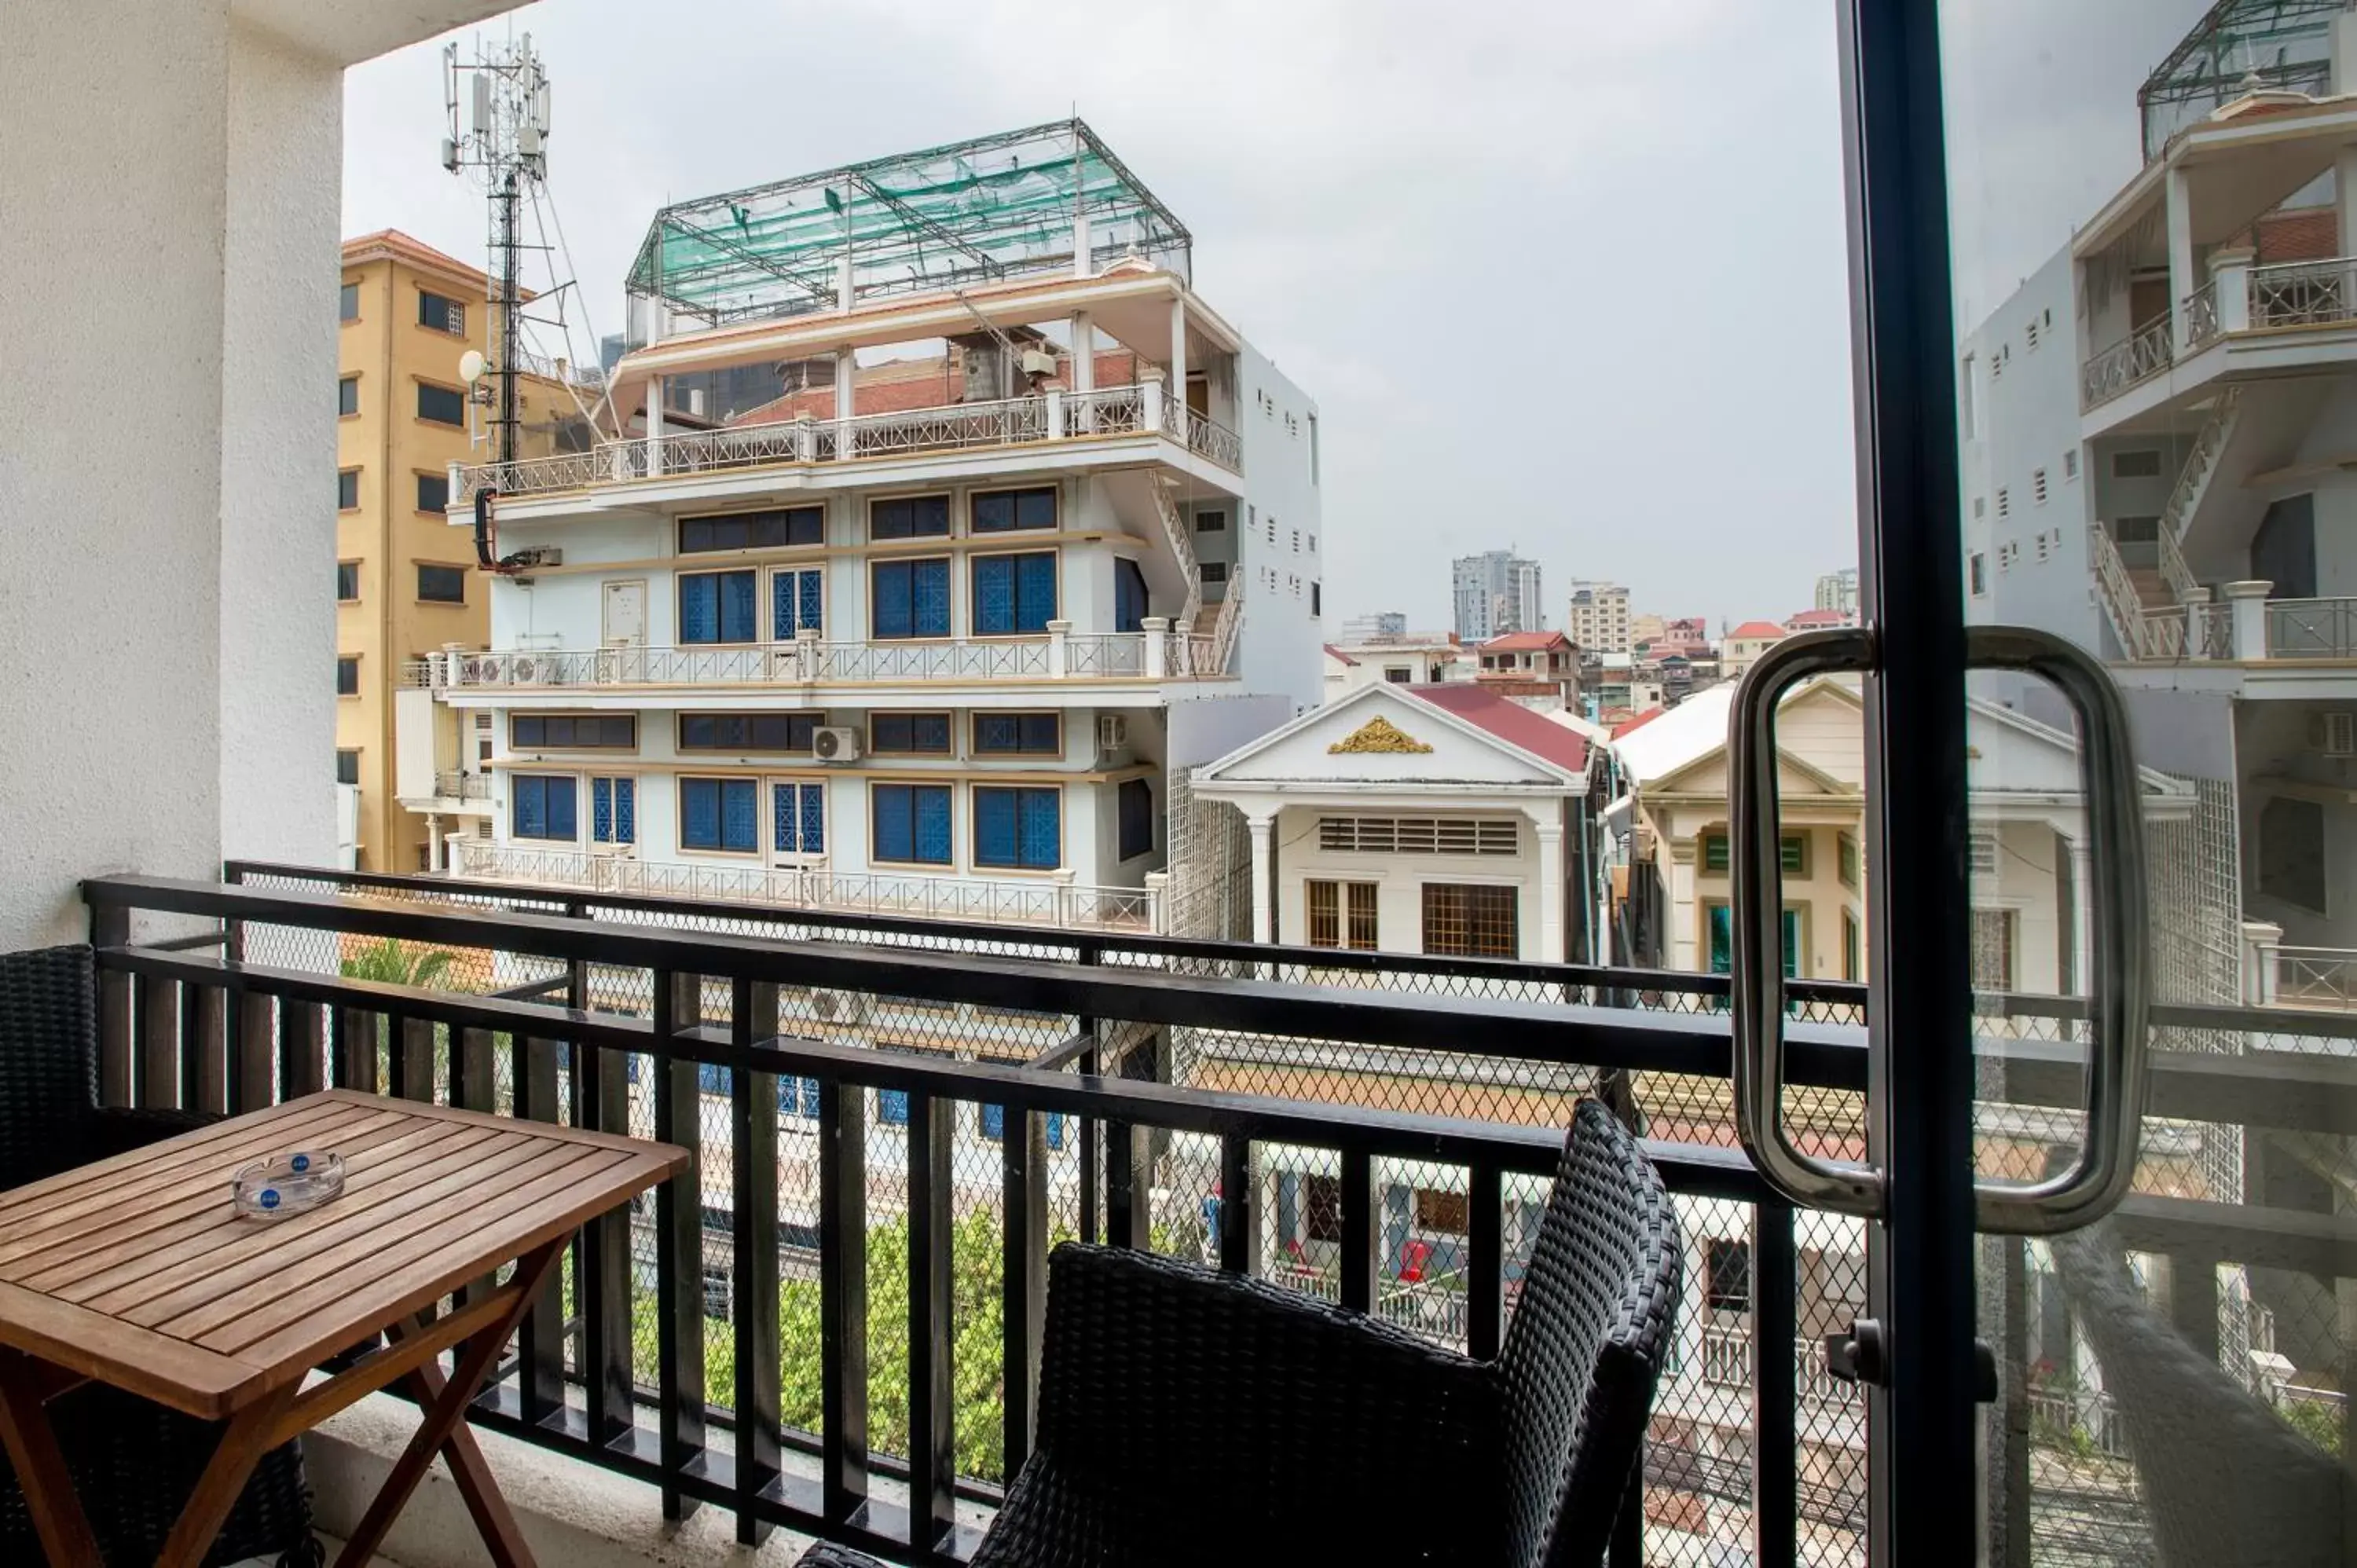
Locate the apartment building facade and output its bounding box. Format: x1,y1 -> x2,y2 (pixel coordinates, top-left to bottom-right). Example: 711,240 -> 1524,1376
1450,550 -> 1542,641
1961,2 -> 2357,999
1321,630 -> 1462,702
1565,579 -> 1632,653
398,124 -> 1318,936
338,230 -> 585,871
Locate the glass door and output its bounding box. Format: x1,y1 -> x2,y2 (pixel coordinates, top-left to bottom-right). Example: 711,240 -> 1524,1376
1737,2 -> 2357,1561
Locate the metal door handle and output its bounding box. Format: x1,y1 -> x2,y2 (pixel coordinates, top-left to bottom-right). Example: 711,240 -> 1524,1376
1725,625 -> 2150,1233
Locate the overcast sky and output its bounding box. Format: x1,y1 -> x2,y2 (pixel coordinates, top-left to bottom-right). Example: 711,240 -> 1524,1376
345,0 -> 2210,631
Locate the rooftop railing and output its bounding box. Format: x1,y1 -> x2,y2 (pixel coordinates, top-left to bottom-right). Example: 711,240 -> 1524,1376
69,863 -> 2357,1566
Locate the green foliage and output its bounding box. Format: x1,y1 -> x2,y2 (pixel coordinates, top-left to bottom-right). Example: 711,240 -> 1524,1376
340,937 -> 456,989
2281,1394 -> 2344,1456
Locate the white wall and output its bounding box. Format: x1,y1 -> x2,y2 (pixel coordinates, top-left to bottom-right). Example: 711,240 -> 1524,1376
1267,804 -> 1542,958
1233,349 -> 1325,709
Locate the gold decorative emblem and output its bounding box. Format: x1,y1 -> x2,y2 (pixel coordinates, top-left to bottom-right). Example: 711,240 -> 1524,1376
1329,716 -> 1434,755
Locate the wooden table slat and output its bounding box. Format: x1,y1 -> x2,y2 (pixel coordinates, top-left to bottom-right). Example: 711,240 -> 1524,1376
0,1103 -> 404,1252
206,1145 -> 643,1359
77,1125 -> 529,1314
2,1113 -> 464,1283
0,1280 -> 255,1418
24,1120 -> 507,1297
135,1134 -> 577,1334
0,1097 -> 378,1221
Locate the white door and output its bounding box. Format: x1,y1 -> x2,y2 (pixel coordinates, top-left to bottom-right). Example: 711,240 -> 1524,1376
602,580 -> 647,647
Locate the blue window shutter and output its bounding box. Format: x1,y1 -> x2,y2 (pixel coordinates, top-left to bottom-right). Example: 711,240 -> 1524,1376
774,782 -> 796,852
981,1102 -> 1005,1141
1019,789 -> 1059,869
698,1061 -> 730,1095
914,559 -> 951,636
974,789 -> 1014,867
721,571 -> 757,641
1017,554 -> 1057,632
799,570 -> 823,634
680,574 -> 718,643
973,556 -> 1013,635
548,777 -> 577,838
513,777 -> 543,838
615,778 -> 635,844
592,778 -> 612,843
915,785 -> 952,864
1046,1113 -> 1065,1150
684,779 -> 719,848
722,779 -> 757,851
874,785 -> 913,862
873,563 -> 911,639
801,1076 -> 821,1116
772,573 -> 797,639
976,714 -> 1015,753
879,1087 -> 909,1125
800,783 -> 825,855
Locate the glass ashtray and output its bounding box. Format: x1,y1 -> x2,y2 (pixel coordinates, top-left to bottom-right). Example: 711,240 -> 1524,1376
232,1152 -> 346,1219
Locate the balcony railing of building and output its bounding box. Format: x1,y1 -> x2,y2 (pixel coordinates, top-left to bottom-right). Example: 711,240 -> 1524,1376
405,623 -> 1226,691
2277,947 -> 2357,1010
2249,256 -> 2357,332
2081,310 -> 2174,408
432,771 -> 493,801
69,863 -> 2357,1567
454,379 -> 1241,505
448,840 -> 1164,933
1697,1323 -> 1863,1412
2265,596 -> 2357,659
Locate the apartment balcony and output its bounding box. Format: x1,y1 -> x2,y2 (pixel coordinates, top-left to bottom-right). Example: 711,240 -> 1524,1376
445,839 -> 1165,934
451,382 -> 1244,518
2083,253 -> 2357,424
58,866 -> 2357,1568
403,622 -> 1229,705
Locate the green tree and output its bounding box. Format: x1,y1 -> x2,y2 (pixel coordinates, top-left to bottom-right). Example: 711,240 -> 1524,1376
340,937 -> 456,988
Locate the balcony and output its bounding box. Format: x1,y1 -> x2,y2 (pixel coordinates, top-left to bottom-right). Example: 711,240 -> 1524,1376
432,770 -> 493,801
2084,254 -> 2357,416
405,624 -> 1227,698
57,865 -> 2357,1567
453,382 -> 1242,509
445,840 -> 1165,933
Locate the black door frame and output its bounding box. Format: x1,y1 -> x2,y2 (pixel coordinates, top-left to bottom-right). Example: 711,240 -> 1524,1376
1837,0 -> 1981,1558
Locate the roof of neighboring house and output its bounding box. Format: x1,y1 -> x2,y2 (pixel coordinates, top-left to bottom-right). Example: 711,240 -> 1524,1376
723,346 -> 1144,427
1611,705 -> 1667,740
1322,643 -> 1360,666
1613,685 -> 1743,783
1728,620 -> 1789,640
342,229 -> 493,291
1409,683 -> 1588,771
1785,608 -> 1849,628
1545,709 -> 1613,745
1479,629 -> 1573,653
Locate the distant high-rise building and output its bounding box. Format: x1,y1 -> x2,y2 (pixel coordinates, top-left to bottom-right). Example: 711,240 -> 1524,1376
1452,551 -> 1542,640
1815,567 -> 1859,617
1565,580 -> 1633,653
1340,611 -> 1409,641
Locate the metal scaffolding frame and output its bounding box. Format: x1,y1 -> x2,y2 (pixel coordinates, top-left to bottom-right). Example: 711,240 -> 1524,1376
624,119 -> 1192,337
2139,0 -> 2347,159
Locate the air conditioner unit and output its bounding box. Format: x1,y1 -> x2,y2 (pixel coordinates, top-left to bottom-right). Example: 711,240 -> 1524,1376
1021,346 -> 1059,379
508,656 -> 541,685
1097,715 -> 1128,750
2313,711 -> 2355,757
808,987 -> 870,1027
813,726 -> 863,762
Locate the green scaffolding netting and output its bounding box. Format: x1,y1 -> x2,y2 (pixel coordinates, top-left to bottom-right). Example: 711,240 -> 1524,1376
625,119 -> 1191,331
2139,0 -> 2347,158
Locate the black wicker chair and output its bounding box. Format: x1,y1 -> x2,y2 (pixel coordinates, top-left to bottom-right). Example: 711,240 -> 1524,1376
0,943 -> 317,1567
800,1098 -> 1681,1568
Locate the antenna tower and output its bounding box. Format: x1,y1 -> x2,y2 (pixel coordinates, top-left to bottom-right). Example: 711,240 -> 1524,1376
442,37 -> 552,469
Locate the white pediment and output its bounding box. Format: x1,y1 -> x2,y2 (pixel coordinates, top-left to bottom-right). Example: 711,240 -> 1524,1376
1193,686 -> 1574,789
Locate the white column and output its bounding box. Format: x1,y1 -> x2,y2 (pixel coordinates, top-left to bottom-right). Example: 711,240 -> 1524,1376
1046,618 -> 1071,679
1142,615 -> 1169,679
1046,388 -> 1065,440
425,813 -> 445,874
2069,835 -> 2095,996
1073,205 -> 1093,277
1666,841 -> 1699,973
2242,920 -> 2285,1006
1168,296 -> 1188,421
644,372 -> 665,477
1534,816 -> 1567,963
2338,145 -> 2357,259
2166,165 -> 2196,353
2209,248 -> 2254,335
2184,586 -> 2213,658
1247,810 -> 1276,944
834,347 -> 856,461
2224,579 -> 2274,658
1070,312 -> 1095,391
1143,870 -> 1169,936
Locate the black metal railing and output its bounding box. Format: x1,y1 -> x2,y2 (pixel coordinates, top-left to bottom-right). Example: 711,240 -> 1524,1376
79,867 -> 2357,1568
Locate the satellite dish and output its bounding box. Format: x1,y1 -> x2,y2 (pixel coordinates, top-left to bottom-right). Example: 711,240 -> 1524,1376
459,349 -> 487,384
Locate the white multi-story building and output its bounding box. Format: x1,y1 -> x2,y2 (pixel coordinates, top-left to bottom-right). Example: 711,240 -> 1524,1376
1564,580 -> 1632,653
1451,550 -> 1542,640
1961,3 -> 2357,997
1813,567 -> 1859,617
397,122 -> 1318,937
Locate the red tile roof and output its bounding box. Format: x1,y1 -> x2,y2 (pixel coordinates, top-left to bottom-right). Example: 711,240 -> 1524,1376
1611,706 -> 1668,739
1728,620 -> 1788,640
1784,608 -> 1849,628
1322,643 -> 1360,666
1407,684 -> 1588,772
1479,629 -> 1573,653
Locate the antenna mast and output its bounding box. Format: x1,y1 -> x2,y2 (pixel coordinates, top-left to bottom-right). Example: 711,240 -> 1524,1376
442,36 -> 552,470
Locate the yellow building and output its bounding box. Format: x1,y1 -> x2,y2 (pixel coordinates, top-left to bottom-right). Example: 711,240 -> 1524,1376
335,230 -> 588,870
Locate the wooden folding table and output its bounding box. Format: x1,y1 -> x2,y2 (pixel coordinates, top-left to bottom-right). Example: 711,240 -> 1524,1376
0,1088 -> 686,1567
